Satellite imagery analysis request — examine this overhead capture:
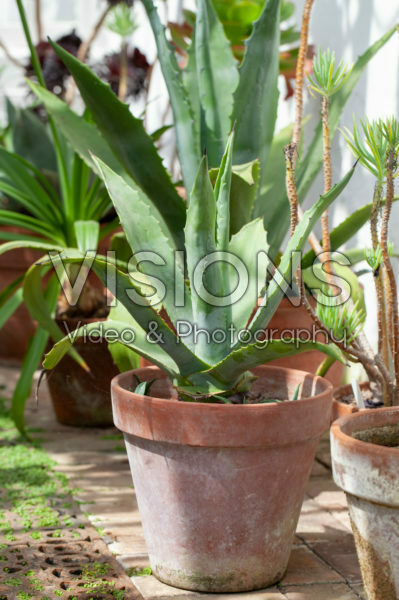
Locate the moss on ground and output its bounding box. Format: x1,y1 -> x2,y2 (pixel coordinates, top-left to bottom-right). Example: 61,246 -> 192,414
0,397 -> 135,599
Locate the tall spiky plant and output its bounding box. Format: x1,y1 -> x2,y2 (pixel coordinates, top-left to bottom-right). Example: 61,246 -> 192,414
307,49 -> 352,271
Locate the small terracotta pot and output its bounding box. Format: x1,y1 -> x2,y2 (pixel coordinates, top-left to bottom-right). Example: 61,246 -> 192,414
331,408 -> 399,600
47,317 -> 118,427
331,382 -> 371,422
111,365 -> 333,592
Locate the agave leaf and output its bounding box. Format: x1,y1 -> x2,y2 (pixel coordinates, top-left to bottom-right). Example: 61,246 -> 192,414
215,131 -> 234,252
209,160 -> 260,236
228,218 -> 269,334
43,319 -> 179,378
47,41 -> 186,247
29,82 -> 124,177
185,156 -> 229,362
93,156 -> 193,326
141,0 -> 201,192
208,339 -> 344,386
232,0 -> 280,174
195,0 -> 239,165
37,251 -> 208,377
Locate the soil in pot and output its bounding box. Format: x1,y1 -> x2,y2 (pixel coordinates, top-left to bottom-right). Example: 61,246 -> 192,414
331,382 -> 383,422
331,408 -> 399,600
111,365 -> 333,593
46,286 -> 118,427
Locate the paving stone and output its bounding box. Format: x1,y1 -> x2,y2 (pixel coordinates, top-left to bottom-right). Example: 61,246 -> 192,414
281,546 -> 344,585
310,539 -> 361,582
296,498 -> 350,542
306,479 -> 348,512
132,576 -> 285,600
282,583 -> 360,599
351,583 -> 365,599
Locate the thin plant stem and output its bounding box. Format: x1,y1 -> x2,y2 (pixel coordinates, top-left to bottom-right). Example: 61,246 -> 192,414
0,38 -> 24,68
35,0 -> 43,42
65,3 -> 113,105
321,95 -> 332,257
370,182 -> 390,382
118,40 -> 128,102
292,0 -> 314,154
381,148 -> 399,403
284,143 -> 299,235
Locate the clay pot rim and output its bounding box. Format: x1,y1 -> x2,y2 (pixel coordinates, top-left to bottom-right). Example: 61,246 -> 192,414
112,364 -> 332,411
333,381 -> 370,401
331,406 -> 399,459
112,365 -> 333,446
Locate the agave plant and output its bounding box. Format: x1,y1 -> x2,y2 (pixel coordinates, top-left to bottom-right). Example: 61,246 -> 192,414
37,133 -> 354,401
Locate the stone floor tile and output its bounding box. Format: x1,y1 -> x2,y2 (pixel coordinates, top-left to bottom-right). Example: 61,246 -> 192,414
351,584 -> 365,599
281,546 -> 343,585
283,583 -> 360,599
132,576 -> 285,600
310,539 -> 361,582
296,498 -> 350,542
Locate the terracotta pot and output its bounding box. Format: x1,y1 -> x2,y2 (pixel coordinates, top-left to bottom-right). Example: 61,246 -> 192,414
331,382 -> 368,422
47,317 -> 118,427
331,408 -> 399,600
139,297 -> 344,386
0,227 -> 41,363
111,365 -> 333,592
265,297 -> 344,387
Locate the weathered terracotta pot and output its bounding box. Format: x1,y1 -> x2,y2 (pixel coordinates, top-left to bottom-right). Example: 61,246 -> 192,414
331,382 -> 370,422
0,227 -> 40,362
266,297 -> 344,387
47,317 -> 118,427
331,408 -> 399,600
111,365 -> 333,592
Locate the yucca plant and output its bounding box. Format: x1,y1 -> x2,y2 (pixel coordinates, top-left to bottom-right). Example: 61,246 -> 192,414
36,130 -> 355,401
27,0 -> 399,262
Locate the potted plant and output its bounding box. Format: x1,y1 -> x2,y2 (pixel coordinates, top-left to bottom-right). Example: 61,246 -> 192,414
29,0 -> 398,387
323,118 -> 399,599
36,110 -> 355,590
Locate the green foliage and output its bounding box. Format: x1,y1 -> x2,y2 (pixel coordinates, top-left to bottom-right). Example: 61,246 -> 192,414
307,48 -> 352,98
342,118 -> 388,180
107,3 -> 137,38
43,145 -> 352,401
316,292 -> 366,346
